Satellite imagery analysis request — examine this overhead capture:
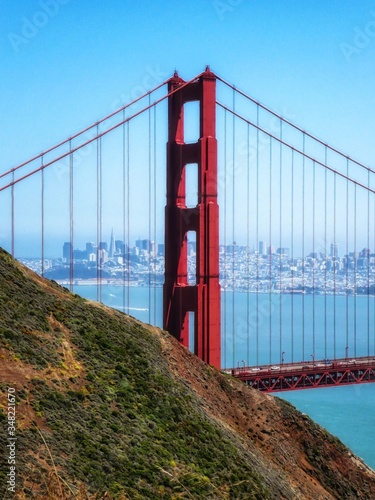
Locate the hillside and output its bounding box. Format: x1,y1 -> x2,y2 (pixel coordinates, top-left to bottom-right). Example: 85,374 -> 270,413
0,248 -> 374,499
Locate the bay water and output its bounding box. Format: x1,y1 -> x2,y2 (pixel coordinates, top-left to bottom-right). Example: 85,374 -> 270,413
73,284 -> 375,470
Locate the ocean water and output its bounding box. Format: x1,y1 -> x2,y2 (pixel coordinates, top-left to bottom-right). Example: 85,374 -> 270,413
277,384 -> 375,470
73,284 -> 375,470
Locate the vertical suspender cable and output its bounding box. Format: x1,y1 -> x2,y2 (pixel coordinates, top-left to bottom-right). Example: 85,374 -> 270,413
69,140 -> 74,293
148,94 -> 152,325
41,156 -> 45,277
153,104 -> 157,326
11,170 -> 14,257
354,182 -> 357,358
345,159 -> 349,357
99,137 -> 103,304
127,122 -> 130,313
269,137 -> 273,364
96,128 -> 100,303
256,108 -> 260,366
223,109 -> 227,367
333,172 -> 337,359
279,119 -> 283,364
302,135 -> 306,360
122,110 -> 126,315
291,149 -> 294,362
312,160 -> 316,359
246,122 -> 250,365
232,88 -> 236,368
324,148 -> 328,359
96,131 -> 103,304
367,169 -> 370,356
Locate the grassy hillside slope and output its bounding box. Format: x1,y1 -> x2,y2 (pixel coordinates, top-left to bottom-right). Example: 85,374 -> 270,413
0,248 -> 374,499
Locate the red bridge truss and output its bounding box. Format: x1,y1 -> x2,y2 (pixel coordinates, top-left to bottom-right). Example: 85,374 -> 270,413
225,356 -> 375,392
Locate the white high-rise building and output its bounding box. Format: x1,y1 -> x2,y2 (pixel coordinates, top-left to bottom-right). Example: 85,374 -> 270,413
109,228 -> 115,258
258,241 -> 267,255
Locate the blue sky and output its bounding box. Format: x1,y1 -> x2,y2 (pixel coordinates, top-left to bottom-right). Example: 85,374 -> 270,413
1,0 -> 375,256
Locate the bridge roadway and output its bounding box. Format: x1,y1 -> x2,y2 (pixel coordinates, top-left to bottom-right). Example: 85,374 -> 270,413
223,356 -> 375,393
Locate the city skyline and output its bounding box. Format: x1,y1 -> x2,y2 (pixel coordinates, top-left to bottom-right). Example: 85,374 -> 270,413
60,236 -> 374,262
17,233 -> 375,299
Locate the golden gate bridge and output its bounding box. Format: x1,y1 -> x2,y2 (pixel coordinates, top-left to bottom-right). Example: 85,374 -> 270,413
1,66 -> 375,392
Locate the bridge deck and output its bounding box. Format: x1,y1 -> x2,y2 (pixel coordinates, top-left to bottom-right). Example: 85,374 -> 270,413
224,356 -> 375,393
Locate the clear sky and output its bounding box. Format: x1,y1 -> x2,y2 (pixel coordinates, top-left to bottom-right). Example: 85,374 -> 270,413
1,0 -> 375,256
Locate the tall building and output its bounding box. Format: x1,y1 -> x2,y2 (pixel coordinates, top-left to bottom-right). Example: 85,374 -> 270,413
276,247 -> 290,256
115,240 -> 125,255
73,249 -> 87,260
86,242 -> 97,262
98,248 -> 108,265
143,239 -> 152,252
99,241 -> 108,252
330,243 -> 339,258
258,241 -> 266,255
109,229 -> 115,258
63,242 -> 72,262
86,242 -> 96,253
136,239 -> 152,252
359,248 -> 370,259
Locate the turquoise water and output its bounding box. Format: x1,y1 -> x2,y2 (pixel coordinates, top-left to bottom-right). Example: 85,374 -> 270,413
73,284 -> 375,470
278,385 -> 375,470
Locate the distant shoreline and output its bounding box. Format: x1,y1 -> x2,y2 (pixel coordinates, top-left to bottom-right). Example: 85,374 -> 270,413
55,280 -> 375,296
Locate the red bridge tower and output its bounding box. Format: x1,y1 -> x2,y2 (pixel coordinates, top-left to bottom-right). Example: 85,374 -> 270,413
163,67 -> 221,369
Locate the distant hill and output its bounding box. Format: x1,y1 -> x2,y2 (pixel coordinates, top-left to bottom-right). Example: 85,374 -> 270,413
0,247 -> 374,499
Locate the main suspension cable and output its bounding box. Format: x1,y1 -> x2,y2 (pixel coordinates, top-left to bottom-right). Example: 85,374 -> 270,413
216,103 -> 375,195
0,79 -> 170,181
1,74 -> 206,192
216,75 -> 375,177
